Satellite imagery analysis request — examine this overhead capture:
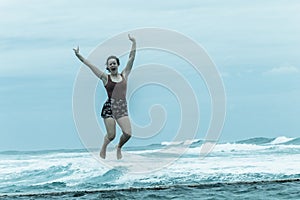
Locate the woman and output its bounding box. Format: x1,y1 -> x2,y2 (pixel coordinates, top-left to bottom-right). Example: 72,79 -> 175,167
73,34 -> 136,159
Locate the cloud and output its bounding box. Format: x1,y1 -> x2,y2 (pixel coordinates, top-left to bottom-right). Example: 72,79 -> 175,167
264,65 -> 300,75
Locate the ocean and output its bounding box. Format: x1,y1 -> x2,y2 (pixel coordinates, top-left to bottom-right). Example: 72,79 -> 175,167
0,136 -> 299,199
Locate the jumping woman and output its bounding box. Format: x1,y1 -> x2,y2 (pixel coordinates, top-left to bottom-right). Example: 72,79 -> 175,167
73,34 -> 136,159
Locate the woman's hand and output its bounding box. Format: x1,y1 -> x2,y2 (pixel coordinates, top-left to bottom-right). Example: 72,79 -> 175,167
73,46 -> 84,62
73,46 -> 80,55
128,34 -> 136,43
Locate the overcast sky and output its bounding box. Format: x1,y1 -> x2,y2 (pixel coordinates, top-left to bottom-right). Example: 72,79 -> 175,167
1,0 -> 300,151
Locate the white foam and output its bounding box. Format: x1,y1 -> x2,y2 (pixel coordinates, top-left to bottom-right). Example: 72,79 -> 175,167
210,143 -> 268,152
161,139 -> 201,146
161,141 -> 182,146
117,152 -> 300,185
270,136 -> 294,144
128,149 -> 161,154
183,139 -> 201,145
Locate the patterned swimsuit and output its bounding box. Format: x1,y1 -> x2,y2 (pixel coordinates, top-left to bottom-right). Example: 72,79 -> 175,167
101,74 -> 128,119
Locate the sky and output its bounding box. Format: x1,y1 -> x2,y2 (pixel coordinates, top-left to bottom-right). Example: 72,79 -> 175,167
0,0 -> 300,151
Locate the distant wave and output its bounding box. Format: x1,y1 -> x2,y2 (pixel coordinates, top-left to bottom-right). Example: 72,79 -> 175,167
1,136 -> 299,155
158,136 -> 300,149
270,136 -> 295,144
0,149 -> 88,155
236,137 -> 275,145
236,136 -> 299,146
284,138 -> 300,145
120,136 -> 300,158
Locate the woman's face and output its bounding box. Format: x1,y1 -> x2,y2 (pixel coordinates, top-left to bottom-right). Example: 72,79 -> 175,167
107,58 -> 119,74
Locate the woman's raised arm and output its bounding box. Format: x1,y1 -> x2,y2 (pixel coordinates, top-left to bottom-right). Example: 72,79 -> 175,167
73,46 -> 108,84
122,34 -> 136,78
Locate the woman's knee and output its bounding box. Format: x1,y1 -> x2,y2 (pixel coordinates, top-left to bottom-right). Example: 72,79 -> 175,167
123,131 -> 131,138
106,132 -> 116,141
121,126 -> 131,137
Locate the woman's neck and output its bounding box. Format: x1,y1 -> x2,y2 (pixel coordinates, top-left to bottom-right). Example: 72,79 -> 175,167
110,73 -> 119,77
110,73 -> 122,82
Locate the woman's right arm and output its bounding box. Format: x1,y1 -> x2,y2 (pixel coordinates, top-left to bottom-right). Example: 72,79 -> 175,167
73,46 -> 108,84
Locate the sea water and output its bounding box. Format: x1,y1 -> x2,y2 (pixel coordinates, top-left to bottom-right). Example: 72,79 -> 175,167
0,136 -> 299,199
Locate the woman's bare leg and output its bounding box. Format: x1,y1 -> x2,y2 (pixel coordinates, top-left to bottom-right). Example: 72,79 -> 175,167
116,116 -> 132,159
100,117 -> 116,159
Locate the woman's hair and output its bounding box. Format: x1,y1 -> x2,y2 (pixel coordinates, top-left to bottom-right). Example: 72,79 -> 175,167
106,55 -> 120,66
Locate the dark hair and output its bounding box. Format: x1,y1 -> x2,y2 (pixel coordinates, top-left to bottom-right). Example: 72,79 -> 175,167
106,55 -> 120,66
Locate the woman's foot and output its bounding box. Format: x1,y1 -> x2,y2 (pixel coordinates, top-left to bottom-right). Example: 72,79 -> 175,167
117,147 -> 122,160
100,147 -> 106,159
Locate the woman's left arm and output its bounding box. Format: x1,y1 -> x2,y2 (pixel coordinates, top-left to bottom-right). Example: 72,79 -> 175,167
122,34 -> 136,78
